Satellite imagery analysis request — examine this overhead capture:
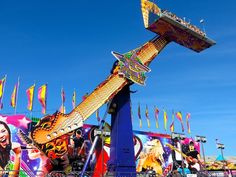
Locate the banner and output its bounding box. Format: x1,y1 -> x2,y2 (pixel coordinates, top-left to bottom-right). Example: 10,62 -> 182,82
38,84 -> 47,114
10,79 -> 20,108
26,84 -> 35,111
0,76 -> 6,109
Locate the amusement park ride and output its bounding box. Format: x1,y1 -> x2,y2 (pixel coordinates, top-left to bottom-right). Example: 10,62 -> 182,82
30,0 -> 215,176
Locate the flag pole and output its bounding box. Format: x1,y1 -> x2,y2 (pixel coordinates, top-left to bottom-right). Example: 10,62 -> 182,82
0,75 -> 7,110
14,77 -> 20,115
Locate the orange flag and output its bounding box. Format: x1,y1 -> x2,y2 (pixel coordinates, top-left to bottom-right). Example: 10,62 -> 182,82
0,76 -> 6,109
176,111 -> 184,132
26,84 -> 35,111
10,78 -> 20,108
163,110 -> 168,131
145,105 -> 150,128
38,84 -> 47,114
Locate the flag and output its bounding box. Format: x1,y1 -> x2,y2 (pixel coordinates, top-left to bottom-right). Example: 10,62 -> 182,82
170,110 -> 175,132
61,88 -> 65,103
163,110 -> 168,131
38,84 -> 47,114
10,79 -> 20,108
138,103 -> 142,128
186,113 -> 191,134
60,88 -> 65,113
170,122 -> 174,132
145,105 -> 150,128
154,106 -> 159,128
60,105 -> 66,114
26,84 -> 35,111
0,76 -> 6,109
96,109 -> 101,122
72,90 -> 76,109
176,111 -> 184,132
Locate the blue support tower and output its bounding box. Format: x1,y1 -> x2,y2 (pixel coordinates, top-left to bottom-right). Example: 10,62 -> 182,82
107,84 -> 136,177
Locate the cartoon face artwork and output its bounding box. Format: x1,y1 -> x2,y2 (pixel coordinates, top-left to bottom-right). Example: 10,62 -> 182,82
43,135 -> 69,159
0,124 -> 10,149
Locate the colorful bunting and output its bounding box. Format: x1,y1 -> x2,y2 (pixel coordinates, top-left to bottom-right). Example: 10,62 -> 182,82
138,103 -> 142,128
186,113 -> 191,134
176,111 -> 184,132
163,110 -> 168,131
154,106 -> 159,128
38,84 -> 47,114
0,76 -> 6,109
26,84 -> 35,111
10,78 -> 20,109
72,90 -> 76,109
145,105 -> 150,128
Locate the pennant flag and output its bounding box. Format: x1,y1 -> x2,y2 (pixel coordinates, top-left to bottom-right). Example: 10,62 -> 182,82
0,76 -> 6,109
170,122 -> 174,132
38,84 -> 47,114
96,109 -> 101,122
26,84 -> 35,111
138,103 -> 142,128
170,110 -> 175,132
145,105 -> 150,128
60,105 -> 66,114
163,110 -> 168,131
186,113 -> 191,134
72,90 -> 76,109
60,88 -> 66,113
154,106 -> 159,128
10,79 -> 20,108
176,111 -> 184,132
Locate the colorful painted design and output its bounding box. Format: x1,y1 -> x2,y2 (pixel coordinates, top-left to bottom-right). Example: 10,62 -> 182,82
112,51 -> 151,85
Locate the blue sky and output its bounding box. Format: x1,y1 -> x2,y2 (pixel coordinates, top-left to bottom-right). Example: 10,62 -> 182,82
0,0 -> 236,157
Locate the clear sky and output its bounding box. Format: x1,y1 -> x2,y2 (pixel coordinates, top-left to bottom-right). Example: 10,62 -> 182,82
0,0 -> 236,157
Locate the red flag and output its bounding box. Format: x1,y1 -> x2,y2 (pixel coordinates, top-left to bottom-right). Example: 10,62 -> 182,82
138,103 -> 142,128
145,105 -> 150,128
38,84 -> 47,114
26,84 -> 35,111
154,106 -> 159,128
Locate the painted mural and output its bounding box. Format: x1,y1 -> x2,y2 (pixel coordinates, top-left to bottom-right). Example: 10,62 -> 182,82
0,114 -> 205,177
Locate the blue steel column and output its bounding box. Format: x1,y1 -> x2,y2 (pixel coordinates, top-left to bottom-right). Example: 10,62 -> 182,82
107,84 -> 136,177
